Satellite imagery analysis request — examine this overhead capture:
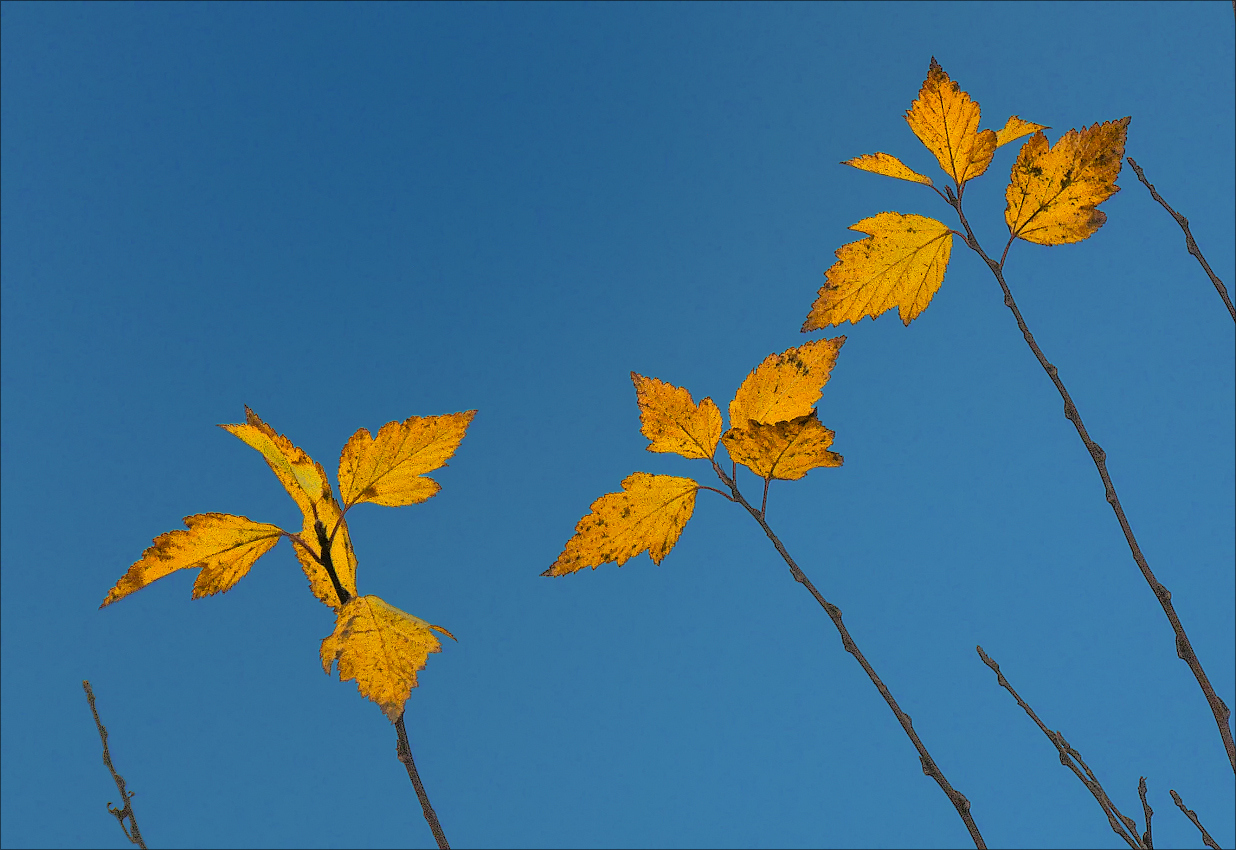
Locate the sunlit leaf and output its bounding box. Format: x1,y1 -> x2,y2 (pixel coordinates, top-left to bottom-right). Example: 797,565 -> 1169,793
843,152 -> 934,186
321,594 -> 456,722
722,412 -> 843,480
729,337 -> 846,427
631,373 -> 721,460
100,513 -> 282,608
995,115 -> 1048,148
905,58 -> 996,188
339,411 -> 475,508
545,473 -> 698,576
803,212 -> 953,328
1005,117 -> 1130,245
221,407 -> 357,608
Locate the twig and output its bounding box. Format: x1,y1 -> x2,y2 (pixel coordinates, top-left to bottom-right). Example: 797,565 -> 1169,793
82,681 -> 147,849
974,649 -> 1142,849
1169,790 -> 1221,850
713,460 -> 987,849
395,713 -> 450,850
1126,157 -> 1234,321
948,196 -> 1236,774
1138,776 -> 1153,849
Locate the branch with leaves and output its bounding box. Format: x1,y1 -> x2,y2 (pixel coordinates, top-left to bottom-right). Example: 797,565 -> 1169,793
803,58 -> 1234,774
83,681 -> 147,849
100,407 -> 474,847
546,339 -> 986,849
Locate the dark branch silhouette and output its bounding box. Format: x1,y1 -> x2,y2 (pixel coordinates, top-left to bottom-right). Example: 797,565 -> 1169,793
83,681 -> 147,849
1170,790 -> 1220,850
396,713 -> 450,850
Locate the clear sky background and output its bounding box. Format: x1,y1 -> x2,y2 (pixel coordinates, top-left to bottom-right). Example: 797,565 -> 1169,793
2,3 -> 1233,848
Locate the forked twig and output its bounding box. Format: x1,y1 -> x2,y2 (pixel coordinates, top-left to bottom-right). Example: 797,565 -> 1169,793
1169,789 -> 1221,850
82,681 -> 147,849
396,713 -> 450,850
713,461 -> 987,849
1126,157 -> 1234,321
949,196 -> 1235,774
975,648 -> 1142,849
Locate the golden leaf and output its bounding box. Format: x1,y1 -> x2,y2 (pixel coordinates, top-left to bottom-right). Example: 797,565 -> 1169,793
544,473 -> 698,576
101,513 -> 282,608
905,58 -> 997,188
631,373 -> 721,460
995,115 -> 1048,148
729,337 -> 846,427
722,412 -> 843,480
221,407 -> 357,608
321,595 -> 455,722
1005,117 -> 1130,245
338,411 -> 475,508
803,212 -> 953,328
843,153 -> 933,186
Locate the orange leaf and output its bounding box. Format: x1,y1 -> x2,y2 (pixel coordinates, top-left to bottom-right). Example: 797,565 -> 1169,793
321,594 -> 455,722
221,407 -> 357,608
338,411 -> 475,508
843,153 -> 933,186
905,58 -> 996,189
722,412 -> 843,480
631,373 -> 721,460
803,212 -> 953,328
729,337 -> 845,427
100,513 -> 282,608
545,473 -> 698,576
1005,118 -> 1130,245
995,115 -> 1048,148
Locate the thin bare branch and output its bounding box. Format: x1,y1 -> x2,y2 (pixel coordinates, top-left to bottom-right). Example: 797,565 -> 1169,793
1126,157 -> 1234,321
713,460 -> 986,849
950,198 -> 1235,774
82,681 -> 147,849
1169,790 -> 1221,850
974,649 -> 1142,849
395,713 -> 450,850
1138,776 -> 1153,849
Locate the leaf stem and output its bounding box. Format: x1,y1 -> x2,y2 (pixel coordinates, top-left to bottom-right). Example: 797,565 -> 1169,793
974,648 -> 1143,849
1169,789 -> 1220,850
314,520 -> 352,606
82,681 -> 147,849
949,197 -> 1236,774
711,460 -> 987,849
395,713 -> 450,850
1126,157 -> 1234,321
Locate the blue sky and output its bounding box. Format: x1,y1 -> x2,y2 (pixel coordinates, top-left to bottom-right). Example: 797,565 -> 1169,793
2,2 -> 1232,848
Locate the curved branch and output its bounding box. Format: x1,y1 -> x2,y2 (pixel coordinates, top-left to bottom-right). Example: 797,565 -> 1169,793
396,713 -> 450,850
82,681 -> 147,849
712,461 -> 987,849
949,199 -> 1235,774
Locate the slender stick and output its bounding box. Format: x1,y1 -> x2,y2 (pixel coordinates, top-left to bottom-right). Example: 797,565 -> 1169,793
396,713 -> 450,850
1169,790 -> 1220,850
1125,157 -> 1234,321
1137,777 -> 1153,850
713,461 -> 987,849
82,681 -> 147,849
974,648 -> 1142,849
948,196 -> 1236,774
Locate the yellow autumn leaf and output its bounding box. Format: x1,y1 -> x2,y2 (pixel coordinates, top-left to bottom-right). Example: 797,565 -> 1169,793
843,152 -> 934,186
100,513 -> 282,608
1005,117 -> 1130,245
221,407 -> 357,608
321,595 -> 456,722
722,412 -> 843,481
729,337 -> 846,427
338,411 -> 475,508
545,473 -> 698,576
631,373 -> 721,460
905,58 -> 996,188
803,212 -> 953,329
995,115 -> 1048,148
